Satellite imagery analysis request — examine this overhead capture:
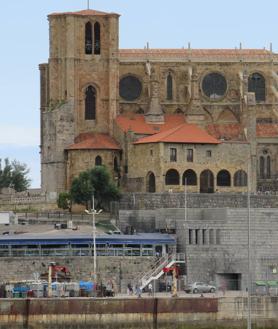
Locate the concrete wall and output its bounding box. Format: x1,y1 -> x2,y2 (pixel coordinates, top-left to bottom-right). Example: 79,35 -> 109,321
0,297 -> 278,329
118,207 -> 278,290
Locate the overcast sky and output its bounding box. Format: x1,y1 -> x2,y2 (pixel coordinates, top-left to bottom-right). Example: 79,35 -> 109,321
0,0 -> 277,187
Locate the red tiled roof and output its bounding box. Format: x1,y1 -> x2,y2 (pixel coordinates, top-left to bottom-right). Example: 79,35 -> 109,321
206,124 -> 243,141
134,123 -> 220,145
116,114 -> 186,135
119,49 -> 273,60
49,9 -> 119,17
66,132 -> 121,150
257,124 -> 278,137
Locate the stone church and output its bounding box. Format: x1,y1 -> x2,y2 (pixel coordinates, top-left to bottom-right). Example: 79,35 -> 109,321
40,8 -> 278,196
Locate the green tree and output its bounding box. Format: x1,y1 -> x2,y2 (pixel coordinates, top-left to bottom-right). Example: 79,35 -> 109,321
90,166 -> 121,209
70,166 -> 121,209
0,158 -> 30,192
57,192 -> 72,211
70,170 -> 94,208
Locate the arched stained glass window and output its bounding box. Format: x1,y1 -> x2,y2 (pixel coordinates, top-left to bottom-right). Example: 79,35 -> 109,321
248,73 -> 265,102
85,22 -> 93,54
266,156 -> 271,179
85,86 -> 96,120
166,73 -> 173,100
94,22 -> 101,55
234,170 -> 247,187
260,156 -> 265,179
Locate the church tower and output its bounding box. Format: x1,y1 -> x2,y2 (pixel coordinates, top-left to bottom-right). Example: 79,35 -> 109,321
40,9 -> 120,194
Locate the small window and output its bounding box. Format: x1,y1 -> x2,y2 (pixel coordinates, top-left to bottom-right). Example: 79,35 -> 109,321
266,156 -> 271,179
170,148 -> 177,162
150,149 -> 153,156
95,156 -> 102,166
248,72 -> 265,102
206,150 -> 212,157
166,73 -> 173,100
94,22 -> 101,55
195,229 -> 200,245
85,22 -> 93,54
202,229 -> 206,244
85,85 -> 96,120
209,229 -> 214,244
189,229 -> 193,245
187,149 -> 193,162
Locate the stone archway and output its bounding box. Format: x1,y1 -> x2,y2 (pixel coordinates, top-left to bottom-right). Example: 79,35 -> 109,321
146,172 -> 156,193
200,169 -> 214,193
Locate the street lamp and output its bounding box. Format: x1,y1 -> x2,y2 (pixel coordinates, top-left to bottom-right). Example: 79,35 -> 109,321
85,195 -> 102,282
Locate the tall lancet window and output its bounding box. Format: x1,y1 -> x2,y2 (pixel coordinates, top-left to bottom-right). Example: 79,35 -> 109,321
94,22 -> 101,55
85,22 -> 93,54
166,73 -> 173,100
85,86 -> 96,120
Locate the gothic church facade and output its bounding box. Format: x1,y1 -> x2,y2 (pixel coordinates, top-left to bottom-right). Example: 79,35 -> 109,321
40,9 -> 278,195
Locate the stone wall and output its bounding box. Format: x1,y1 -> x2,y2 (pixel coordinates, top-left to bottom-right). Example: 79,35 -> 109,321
0,256 -> 154,293
117,192 -> 278,210
0,297 -> 278,329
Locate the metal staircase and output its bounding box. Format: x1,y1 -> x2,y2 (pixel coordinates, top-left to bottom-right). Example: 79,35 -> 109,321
136,253 -> 185,290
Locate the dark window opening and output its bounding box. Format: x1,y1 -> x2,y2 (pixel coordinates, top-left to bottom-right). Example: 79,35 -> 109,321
189,229 -> 193,245
85,22 -> 93,54
217,170 -> 231,187
95,156 -> 102,166
94,22 -> 101,55
183,169 -> 197,186
114,157 -> 119,172
202,229 -> 206,244
166,73 -> 173,100
124,165 -> 128,174
195,229 -> 200,245
266,156 -> 271,179
187,149 -> 193,162
260,156 -> 265,178
165,169 -> 180,185
200,169 -> 214,193
85,85 -> 96,120
147,172 -> 156,193
248,73 -> 265,102
206,150 -> 212,157
170,148 -> 177,162
234,170 -> 247,187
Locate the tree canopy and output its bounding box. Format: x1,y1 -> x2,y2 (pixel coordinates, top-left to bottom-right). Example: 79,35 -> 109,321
70,166 -> 121,209
0,158 -> 30,192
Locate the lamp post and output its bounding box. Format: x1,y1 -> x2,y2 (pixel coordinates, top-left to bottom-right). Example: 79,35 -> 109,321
85,195 -> 102,282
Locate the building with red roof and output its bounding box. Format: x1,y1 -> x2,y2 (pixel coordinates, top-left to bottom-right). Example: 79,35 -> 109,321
40,6 -> 278,195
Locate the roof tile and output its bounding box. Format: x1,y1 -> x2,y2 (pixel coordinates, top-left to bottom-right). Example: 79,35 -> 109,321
66,132 -> 121,150
134,123 -> 220,145
115,114 -> 186,134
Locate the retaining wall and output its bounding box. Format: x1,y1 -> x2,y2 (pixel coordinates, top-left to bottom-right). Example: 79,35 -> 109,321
0,297 -> 277,329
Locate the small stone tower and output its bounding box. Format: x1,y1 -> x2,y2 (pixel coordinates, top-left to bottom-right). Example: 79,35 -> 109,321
40,9 -> 120,194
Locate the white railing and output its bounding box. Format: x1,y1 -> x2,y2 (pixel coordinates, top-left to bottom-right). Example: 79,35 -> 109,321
136,253 -> 185,290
